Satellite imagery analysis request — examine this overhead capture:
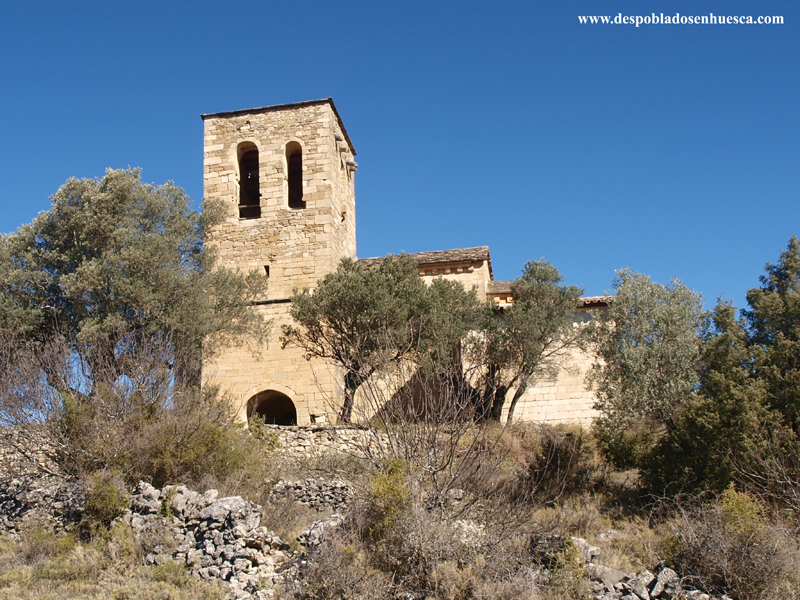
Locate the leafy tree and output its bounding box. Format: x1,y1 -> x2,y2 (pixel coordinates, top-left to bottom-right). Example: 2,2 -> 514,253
281,255 -> 429,423
592,241 -> 800,497
743,236 -> 800,432
589,269 -> 706,434
477,260 -> 584,423
643,302 -> 769,493
588,270 -> 706,474
657,238 -> 800,494
417,277 -> 482,378
282,254 -> 484,423
0,168 -> 269,390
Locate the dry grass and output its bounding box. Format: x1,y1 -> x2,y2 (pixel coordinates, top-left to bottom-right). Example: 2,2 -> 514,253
0,524 -> 225,600
1,423 -> 798,600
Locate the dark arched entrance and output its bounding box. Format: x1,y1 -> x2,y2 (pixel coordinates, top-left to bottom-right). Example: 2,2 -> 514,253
246,390 -> 297,425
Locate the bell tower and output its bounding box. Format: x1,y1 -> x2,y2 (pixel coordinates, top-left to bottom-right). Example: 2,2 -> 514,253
201,99 -> 357,424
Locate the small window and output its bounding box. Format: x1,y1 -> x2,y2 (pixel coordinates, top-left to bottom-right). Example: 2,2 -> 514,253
238,143 -> 260,219
286,142 -> 305,208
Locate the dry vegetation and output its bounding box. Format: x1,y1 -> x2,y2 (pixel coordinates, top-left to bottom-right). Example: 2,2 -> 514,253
2,412 -> 800,599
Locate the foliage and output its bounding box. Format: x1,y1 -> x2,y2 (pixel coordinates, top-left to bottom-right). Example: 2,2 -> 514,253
743,236 -> 800,433
0,168 -> 268,390
62,381 -> 275,488
612,239 -> 800,500
82,471 -> 129,536
660,490 -> 799,600
363,458 -> 410,540
357,351 -> 515,509
477,260 -> 585,422
639,301 -> 769,493
515,424 -> 605,504
733,425 -> 800,517
0,524 -> 225,600
589,269 -> 706,436
0,330 -> 276,487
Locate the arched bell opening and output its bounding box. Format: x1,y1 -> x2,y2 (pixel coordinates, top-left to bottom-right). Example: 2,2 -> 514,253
237,142 -> 260,219
246,390 -> 297,426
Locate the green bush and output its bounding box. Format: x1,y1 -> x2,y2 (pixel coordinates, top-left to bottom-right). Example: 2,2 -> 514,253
364,458 -> 410,541
660,490 -> 800,600
17,523 -> 76,565
54,382 -> 277,492
81,471 -> 129,538
520,425 -> 604,502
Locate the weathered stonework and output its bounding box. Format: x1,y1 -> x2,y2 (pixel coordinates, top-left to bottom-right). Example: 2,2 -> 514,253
202,100 -> 356,424
202,98 -> 601,426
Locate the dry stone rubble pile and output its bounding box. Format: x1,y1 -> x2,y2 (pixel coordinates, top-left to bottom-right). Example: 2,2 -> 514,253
531,534 -> 733,600
0,475 -> 84,535
269,478 -> 353,511
126,482 -> 293,600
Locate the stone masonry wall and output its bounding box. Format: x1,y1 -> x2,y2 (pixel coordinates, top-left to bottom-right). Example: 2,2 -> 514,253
509,345 -> 599,425
202,101 -> 356,424
201,99 -> 599,427
418,259 -> 493,302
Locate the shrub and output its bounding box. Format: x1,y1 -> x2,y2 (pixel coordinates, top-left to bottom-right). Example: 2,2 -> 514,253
517,424 -> 604,503
297,533 -> 392,600
660,490 -> 800,600
363,458 -> 410,540
83,471 -> 129,531
16,523 -> 76,565
492,424 -> 606,507
52,377 -> 277,491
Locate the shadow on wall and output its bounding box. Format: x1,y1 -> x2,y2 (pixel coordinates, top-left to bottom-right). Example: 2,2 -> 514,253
247,390 -> 298,425
376,368 -> 478,424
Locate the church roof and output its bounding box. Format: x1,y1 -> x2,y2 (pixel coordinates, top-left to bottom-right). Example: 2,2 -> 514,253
579,296 -> 609,308
200,98 -> 356,155
359,246 -> 493,277
359,248 -> 608,309
487,281 -> 608,309
487,280 -> 512,295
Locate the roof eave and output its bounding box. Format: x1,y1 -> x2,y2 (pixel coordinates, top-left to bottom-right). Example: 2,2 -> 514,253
200,97 -> 356,155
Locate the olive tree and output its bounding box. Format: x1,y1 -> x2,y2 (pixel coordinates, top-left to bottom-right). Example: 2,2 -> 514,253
0,169 -> 271,479
477,260 -> 585,423
589,269 -> 706,433
587,269 -> 706,477
281,254 -> 429,423
0,168 -> 269,391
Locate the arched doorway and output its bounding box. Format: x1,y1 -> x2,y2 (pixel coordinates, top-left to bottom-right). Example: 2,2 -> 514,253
246,390 -> 297,425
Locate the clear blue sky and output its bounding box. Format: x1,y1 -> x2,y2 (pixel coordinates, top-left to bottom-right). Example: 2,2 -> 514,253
1,1 -> 797,309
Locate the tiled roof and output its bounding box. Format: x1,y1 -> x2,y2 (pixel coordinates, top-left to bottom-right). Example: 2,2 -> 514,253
487,280 -> 512,295
579,296 -> 610,308
359,246 -> 491,271
488,283 -> 609,309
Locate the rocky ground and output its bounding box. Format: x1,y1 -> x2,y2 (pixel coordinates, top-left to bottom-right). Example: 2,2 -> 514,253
0,473 -> 734,599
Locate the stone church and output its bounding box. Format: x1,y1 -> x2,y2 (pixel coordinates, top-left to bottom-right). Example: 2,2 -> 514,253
201,98 -> 604,426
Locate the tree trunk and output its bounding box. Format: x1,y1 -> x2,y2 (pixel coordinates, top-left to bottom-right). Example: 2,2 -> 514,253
339,371 -> 359,423
506,381 -> 528,423
489,384 -> 508,421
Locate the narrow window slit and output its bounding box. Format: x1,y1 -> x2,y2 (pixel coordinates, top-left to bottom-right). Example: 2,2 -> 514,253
238,144 -> 260,219
286,142 -> 305,208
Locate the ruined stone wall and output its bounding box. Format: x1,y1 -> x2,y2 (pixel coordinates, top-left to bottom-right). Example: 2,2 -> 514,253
263,424 -> 388,456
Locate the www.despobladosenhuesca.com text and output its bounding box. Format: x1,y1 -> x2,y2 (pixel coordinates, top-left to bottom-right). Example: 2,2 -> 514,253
578,13 -> 784,26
